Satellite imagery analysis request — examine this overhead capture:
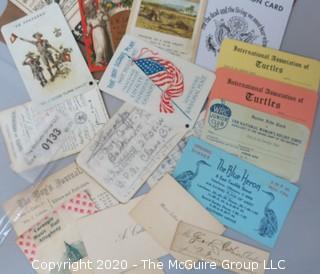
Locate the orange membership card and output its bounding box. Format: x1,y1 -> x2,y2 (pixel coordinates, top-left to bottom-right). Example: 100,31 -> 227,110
209,68 -> 318,131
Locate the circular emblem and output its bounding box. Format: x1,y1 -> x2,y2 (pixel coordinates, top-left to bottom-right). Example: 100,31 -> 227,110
204,7 -> 267,56
208,103 -> 232,130
74,111 -> 88,124
228,16 -> 248,37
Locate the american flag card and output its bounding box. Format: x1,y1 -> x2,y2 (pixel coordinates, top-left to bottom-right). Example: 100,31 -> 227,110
99,35 -> 215,129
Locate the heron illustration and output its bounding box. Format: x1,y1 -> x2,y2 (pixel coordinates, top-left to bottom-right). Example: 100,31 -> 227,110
175,160 -> 211,190
258,191 -> 278,238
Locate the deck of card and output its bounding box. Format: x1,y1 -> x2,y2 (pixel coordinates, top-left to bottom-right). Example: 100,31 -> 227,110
0,1 -> 319,274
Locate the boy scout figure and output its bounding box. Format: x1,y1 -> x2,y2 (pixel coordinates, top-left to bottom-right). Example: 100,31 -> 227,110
23,52 -> 47,87
19,32 -> 60,80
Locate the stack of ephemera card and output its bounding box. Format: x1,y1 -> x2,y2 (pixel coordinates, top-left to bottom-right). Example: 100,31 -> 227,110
202,39 -> 320,182
2,163 -> 118,274
0,4 -> 109,173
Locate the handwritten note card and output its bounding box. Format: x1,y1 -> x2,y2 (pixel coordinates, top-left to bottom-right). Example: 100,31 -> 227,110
77,103 -> 186,203
171,222 -> 270,274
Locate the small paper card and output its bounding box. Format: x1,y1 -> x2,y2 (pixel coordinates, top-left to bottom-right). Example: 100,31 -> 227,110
210,68 -> 318,130
216,39 -> 320,91
202,99 -> 309,182
79,0 -> 132,72
78,197 -> 167,274
130,174 -> 225,261
196,0 -> 294,71
0,89 -> 108,171
77,103 -> 186,203
126,0 -> 207,61
171,222 -> 270,274
1,109 -> 74,173
173,137 -> 299,247
1,4 -> 94,107
98,35 -> 215,128
3,163 -> 118,236
16,191 -> 97,263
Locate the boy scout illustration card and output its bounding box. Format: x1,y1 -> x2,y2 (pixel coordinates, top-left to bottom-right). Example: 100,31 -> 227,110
1,4 -> 94,107
79,0 -> 132,72
99,35 -> 215,128
126,0 -> 207,61
173,137 -> 299,248
196,0 -> 294,71
217,39 -> 320,92
202,100 -> 309,182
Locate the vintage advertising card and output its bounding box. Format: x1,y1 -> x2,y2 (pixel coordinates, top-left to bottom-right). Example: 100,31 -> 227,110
1,4 -> 95,107
9,0 -> 83,42
126,0 -> 207,61
99,35 -> 215,128
145,111 -> 205,188
16,191 -> 98,264
79,0 -> 132,72
217,39 -> 320,91
171,222 -> 270,274
3,163 -> 118,236
78,197 -> 167,274
130,174 -> 225,261
173,137 -> 299,248
195,0 -> 294,71
202,100 -> 309,182
211,68 -> 318,131
77,103 -> 186,203
0,89 -> 108,172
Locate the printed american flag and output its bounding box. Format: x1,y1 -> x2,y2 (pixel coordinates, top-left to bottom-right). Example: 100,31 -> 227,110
133,48 -> 184,113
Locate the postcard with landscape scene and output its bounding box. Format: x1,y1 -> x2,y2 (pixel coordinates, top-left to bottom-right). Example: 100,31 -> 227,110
126,0 -> 207,61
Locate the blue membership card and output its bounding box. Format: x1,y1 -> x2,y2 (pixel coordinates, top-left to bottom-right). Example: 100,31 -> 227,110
173,137 -> 299,248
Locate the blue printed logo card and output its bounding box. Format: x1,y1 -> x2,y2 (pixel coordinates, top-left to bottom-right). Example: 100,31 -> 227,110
173,137 -> 299,248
